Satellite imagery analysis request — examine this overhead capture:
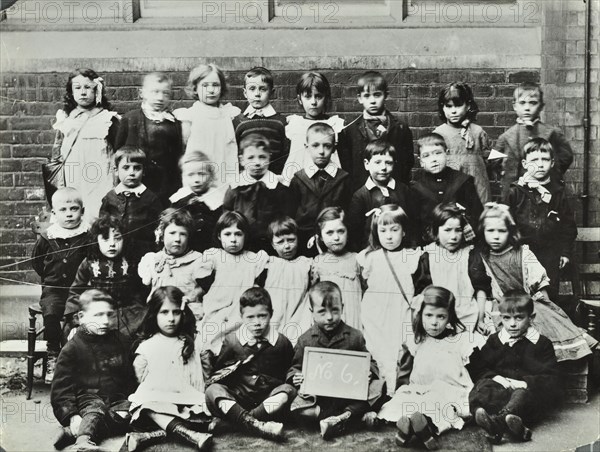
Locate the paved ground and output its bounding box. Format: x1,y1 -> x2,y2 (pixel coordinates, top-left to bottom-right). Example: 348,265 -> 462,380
1,356 -> 598,452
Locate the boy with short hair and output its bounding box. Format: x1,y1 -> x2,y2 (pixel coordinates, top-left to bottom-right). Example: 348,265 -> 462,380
205,287 -> 296,442
469,291 -> 561,444
51,289 -> 135,451
411,133 -> 482,237
287,281 -> 385,440
504,137 -> 577,301
497,82 -> 573,199
344,71 -> 414,190
100,146 -> 163,246
32,187 -> 91,384
289,123 -> 352,255
116,72 -> 184,204
233,67 -> 290,174
347,140 -> 415,250
223,133 -> 290,251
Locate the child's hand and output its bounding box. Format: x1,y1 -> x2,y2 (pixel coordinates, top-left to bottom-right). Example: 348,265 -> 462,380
492,375 -> 511,389
559,256 -> 570,269
69,415 -> 82,436
292,373 -> 304,387
506,378 -> 528,390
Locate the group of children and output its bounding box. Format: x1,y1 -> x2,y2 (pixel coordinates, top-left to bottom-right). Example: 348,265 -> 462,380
31,64 -> 597,451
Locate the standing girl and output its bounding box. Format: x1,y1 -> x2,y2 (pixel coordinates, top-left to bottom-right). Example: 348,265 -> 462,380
433,82 -> 491,203
52,69 -> 120,221
378,286 -> 485,451
264,217 -> 312,345
469,203 -> 596,362
414,202 -> 490,333
196,211 -> 270,354
357,204 -> 422,394
281,72 -> 348,184
138,209 -> 204,315
174,64 -> 240,186
66,215 -> 149,340
126,286 -> 212,452
310,207 -> 362,330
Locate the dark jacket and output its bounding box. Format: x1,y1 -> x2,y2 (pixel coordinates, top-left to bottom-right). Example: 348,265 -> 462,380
32,231 -> 90,316
347,179 -> 417,251
343,112 -> 414,190
100,188 -> 163,245
497,121 -> 573,199
468,331 -> 562,406
210,330 -> 294,400
287,322 -> 380,384
233,113 -> 290,175
504,179 -> 577,259
411,167 -> 483,239
223,181 -> 291,250
50,328 -> 135,426
116,108 -> 184,203
289,169 -> 351,234
171,193 -> 222,252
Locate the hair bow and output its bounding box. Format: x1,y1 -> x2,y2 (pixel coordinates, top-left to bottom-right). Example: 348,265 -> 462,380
365,207 -> 382,218
306,234 -> 324,254
95,77 -> 104,106
483,202 -> 515,225
454,203 -> 476,242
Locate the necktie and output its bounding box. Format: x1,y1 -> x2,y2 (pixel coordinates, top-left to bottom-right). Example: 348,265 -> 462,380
316,169 -> 329,190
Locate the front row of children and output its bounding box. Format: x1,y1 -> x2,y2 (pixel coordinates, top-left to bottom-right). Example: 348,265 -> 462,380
51,281 -> 564,451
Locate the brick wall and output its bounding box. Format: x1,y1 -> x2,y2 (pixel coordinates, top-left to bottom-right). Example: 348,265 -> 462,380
541,0 -> 599,227
0,67 -> 538,283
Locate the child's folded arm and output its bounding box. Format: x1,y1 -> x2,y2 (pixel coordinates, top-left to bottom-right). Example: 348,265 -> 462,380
550,129 -> 574,175
286,340 -> 307,386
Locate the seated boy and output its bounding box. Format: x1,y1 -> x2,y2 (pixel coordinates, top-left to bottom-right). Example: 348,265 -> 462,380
31,187 -> 90,384
504,138 -> 577,301
233,66 -> 290,175
347,140 -> 416,250
344,70 -> 414,190
51,289 -> 135,451
205,287 -> 296,442
100,146 -> 163,246
287,281 -> 385,440
411,133 -> 482,239
289,123 -> 351,255
469,291 -> 561,444
497,82 -> 573,200
223,133 -> 290,251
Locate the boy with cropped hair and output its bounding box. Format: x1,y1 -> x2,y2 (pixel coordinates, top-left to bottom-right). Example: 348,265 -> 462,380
32,187 -> 91,384
348,139 -> 416,250
223,132 -> 290,251
469,290 -> 561,444
344,70 -> 414,190
287,281 -> 385,440
100,146 -> 163,246
205,287 -> 295,442
233,67 -> 290,174
497,82 -> 574,199
411,133 -> 482,238
51,289 -> 135,451
504,137 -> 577,301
